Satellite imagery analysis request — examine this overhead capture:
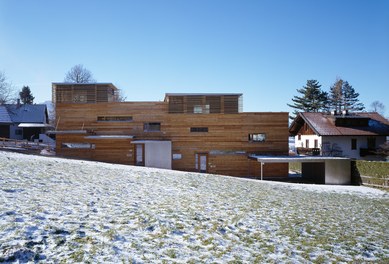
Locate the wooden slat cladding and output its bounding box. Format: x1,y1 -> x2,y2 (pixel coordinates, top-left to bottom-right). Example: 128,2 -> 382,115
55,90 -> 289,178
166,94 -> 241,114
53,83 -> 118,104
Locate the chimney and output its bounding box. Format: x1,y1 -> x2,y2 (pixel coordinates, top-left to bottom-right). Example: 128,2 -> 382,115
331,110 -> 337,116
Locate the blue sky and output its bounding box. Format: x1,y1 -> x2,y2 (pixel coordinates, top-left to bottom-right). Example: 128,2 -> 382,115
1,0 -> 388,114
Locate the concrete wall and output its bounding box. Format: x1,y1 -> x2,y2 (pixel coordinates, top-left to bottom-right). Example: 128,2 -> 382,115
325,159 -> 351,185
145,141 -> 172,169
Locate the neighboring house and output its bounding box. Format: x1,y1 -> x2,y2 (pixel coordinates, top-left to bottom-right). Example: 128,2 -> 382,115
0,102 -> 51,142
52,83 -> 289,178
289,111 -> 389,160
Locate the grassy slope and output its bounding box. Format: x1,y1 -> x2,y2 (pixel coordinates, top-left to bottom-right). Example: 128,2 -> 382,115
1,151 -> 388,263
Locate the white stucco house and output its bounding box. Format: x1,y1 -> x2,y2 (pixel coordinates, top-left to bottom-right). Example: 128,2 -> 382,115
289,111 -> 389,160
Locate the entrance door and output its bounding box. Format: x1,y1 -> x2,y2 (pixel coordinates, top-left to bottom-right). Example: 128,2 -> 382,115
195,153 -> 208,173
135,144 -> 145,166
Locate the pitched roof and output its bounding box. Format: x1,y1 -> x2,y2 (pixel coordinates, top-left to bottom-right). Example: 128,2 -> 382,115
289,112 -> 389,136
0,106 -> 12,123
4,104 -> 48,123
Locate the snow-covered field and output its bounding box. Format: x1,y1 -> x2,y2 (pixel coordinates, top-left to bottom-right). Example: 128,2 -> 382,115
1,151 -> 388,263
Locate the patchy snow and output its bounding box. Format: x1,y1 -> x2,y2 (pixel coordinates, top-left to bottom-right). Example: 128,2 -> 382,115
1,151 -> 388,263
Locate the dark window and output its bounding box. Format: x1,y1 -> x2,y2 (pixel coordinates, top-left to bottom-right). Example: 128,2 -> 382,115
298,134 -> 301,140
190,127 -> 208,132
367,137 -> 376,149
314,139 -> 318,148
144,122 -> 161,132
306,139 -> 309,148
351,138 -> 357,150
97,116 -> 133,122
15,129 -> 23,135
248,133 -> 266,142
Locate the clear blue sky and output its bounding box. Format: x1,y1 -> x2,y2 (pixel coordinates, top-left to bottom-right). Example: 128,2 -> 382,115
1,0 -> 388,114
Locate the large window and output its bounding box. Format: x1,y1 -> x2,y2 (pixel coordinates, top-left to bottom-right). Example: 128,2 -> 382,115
97,116 -> 133,122
62,143 -> 95,149
144,122 -> 161,132
248,133 -> 266,142
193,105 -> 210,114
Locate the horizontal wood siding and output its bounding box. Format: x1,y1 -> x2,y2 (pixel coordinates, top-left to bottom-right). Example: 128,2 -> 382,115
55,101 -> 289,177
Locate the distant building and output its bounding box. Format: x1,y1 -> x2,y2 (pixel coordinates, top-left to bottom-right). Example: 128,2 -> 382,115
289,111 -> 389,160
0,102 -> 50,141
51,82 -> 289,178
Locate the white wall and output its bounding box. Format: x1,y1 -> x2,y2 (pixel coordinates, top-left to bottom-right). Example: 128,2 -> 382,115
322,136 -> 387,159
145,141 -> 172,169
295,135 -> 321,148
325,159 -> 351,185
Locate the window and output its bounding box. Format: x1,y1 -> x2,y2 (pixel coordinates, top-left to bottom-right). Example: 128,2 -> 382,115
193,105 -> 210,114
62,143 -> 95,149
314,139 -> 318,148
97,116 -> 133,122
306,139 -> 309,148
144,122 -> 161,132
298,134 -> 301,140
15,129 -> 22,135
351,138 -> 357,150
248,133 -> 266,142
190,127 -> 208,133
367,137 -> 376,149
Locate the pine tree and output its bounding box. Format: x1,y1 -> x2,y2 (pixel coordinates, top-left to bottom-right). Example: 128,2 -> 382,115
329,79 -> 364,112
329,78 -> 343,112
19,86 -> 34,104
343,81 -> 364,111
287,80 -> 328,119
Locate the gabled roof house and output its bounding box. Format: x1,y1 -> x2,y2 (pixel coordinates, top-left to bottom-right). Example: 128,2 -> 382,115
289,111 -> 389,160
0,103 -> 50,141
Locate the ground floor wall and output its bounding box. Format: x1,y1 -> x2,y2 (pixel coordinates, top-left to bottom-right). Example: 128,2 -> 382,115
56,134 -> 288,178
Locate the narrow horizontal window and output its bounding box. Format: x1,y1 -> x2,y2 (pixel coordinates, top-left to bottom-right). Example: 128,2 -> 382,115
97,116 -> 133,122
248,133 -> 266,142
193,105 -> 210,114
190,127 -> 208,132
144,122 -> 161,132
62,143 -> 95,149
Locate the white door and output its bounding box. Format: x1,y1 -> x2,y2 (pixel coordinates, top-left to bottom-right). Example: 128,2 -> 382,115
135,144 -> 144,166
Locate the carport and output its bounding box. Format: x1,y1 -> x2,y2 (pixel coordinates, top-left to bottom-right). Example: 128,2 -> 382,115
249,155 -> 351,185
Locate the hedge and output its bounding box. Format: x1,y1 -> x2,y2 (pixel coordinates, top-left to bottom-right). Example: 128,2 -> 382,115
352,160 -> 389,188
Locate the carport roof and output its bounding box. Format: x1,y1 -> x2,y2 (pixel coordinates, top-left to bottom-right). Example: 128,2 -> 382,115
249,155 -> 350,163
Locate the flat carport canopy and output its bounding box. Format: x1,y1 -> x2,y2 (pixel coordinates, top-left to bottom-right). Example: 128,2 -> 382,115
249,155 -> 351,185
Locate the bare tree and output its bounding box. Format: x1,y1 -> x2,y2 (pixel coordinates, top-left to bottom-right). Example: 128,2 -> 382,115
116,89 -> 127,102
0,71 -> 16,104
64,64 -> 96,83
370,100 -> 385,116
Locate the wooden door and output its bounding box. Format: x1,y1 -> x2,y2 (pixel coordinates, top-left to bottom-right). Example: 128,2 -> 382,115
135,144 -> 145,166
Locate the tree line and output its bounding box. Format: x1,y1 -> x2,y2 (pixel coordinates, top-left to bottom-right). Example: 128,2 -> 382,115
287,79 -> 385,119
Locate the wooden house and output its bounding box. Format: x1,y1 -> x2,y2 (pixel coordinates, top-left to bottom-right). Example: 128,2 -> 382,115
52,83 -> 289,178
289,111 -> 389,160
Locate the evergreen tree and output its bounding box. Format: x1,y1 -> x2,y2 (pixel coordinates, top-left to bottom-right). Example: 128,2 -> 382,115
343,81 -> 364,111
329,78 -> 343,112
287,80 -> 328,119
329,78 -> 364,112
19,86 -> 34,104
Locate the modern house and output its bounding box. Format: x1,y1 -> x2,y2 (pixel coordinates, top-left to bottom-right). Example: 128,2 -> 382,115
0,102 -> 51,142
51,82 -> 289,178
289,111 -> 389,160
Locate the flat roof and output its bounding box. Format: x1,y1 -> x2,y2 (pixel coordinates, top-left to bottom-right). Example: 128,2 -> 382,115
85,135 -> 134,139
165,93 -> 242,96
249,155 -> 350,163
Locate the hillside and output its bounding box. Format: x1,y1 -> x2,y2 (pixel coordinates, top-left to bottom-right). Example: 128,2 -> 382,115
1,151 -> 388,263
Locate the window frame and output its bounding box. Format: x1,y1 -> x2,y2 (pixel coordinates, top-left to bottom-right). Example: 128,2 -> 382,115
143,122 -> 161,132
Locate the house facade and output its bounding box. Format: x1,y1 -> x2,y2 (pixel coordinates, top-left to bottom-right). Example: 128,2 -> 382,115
52,83 -> 289,178
0,103 -> 51,142
289,111 -> 389,160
